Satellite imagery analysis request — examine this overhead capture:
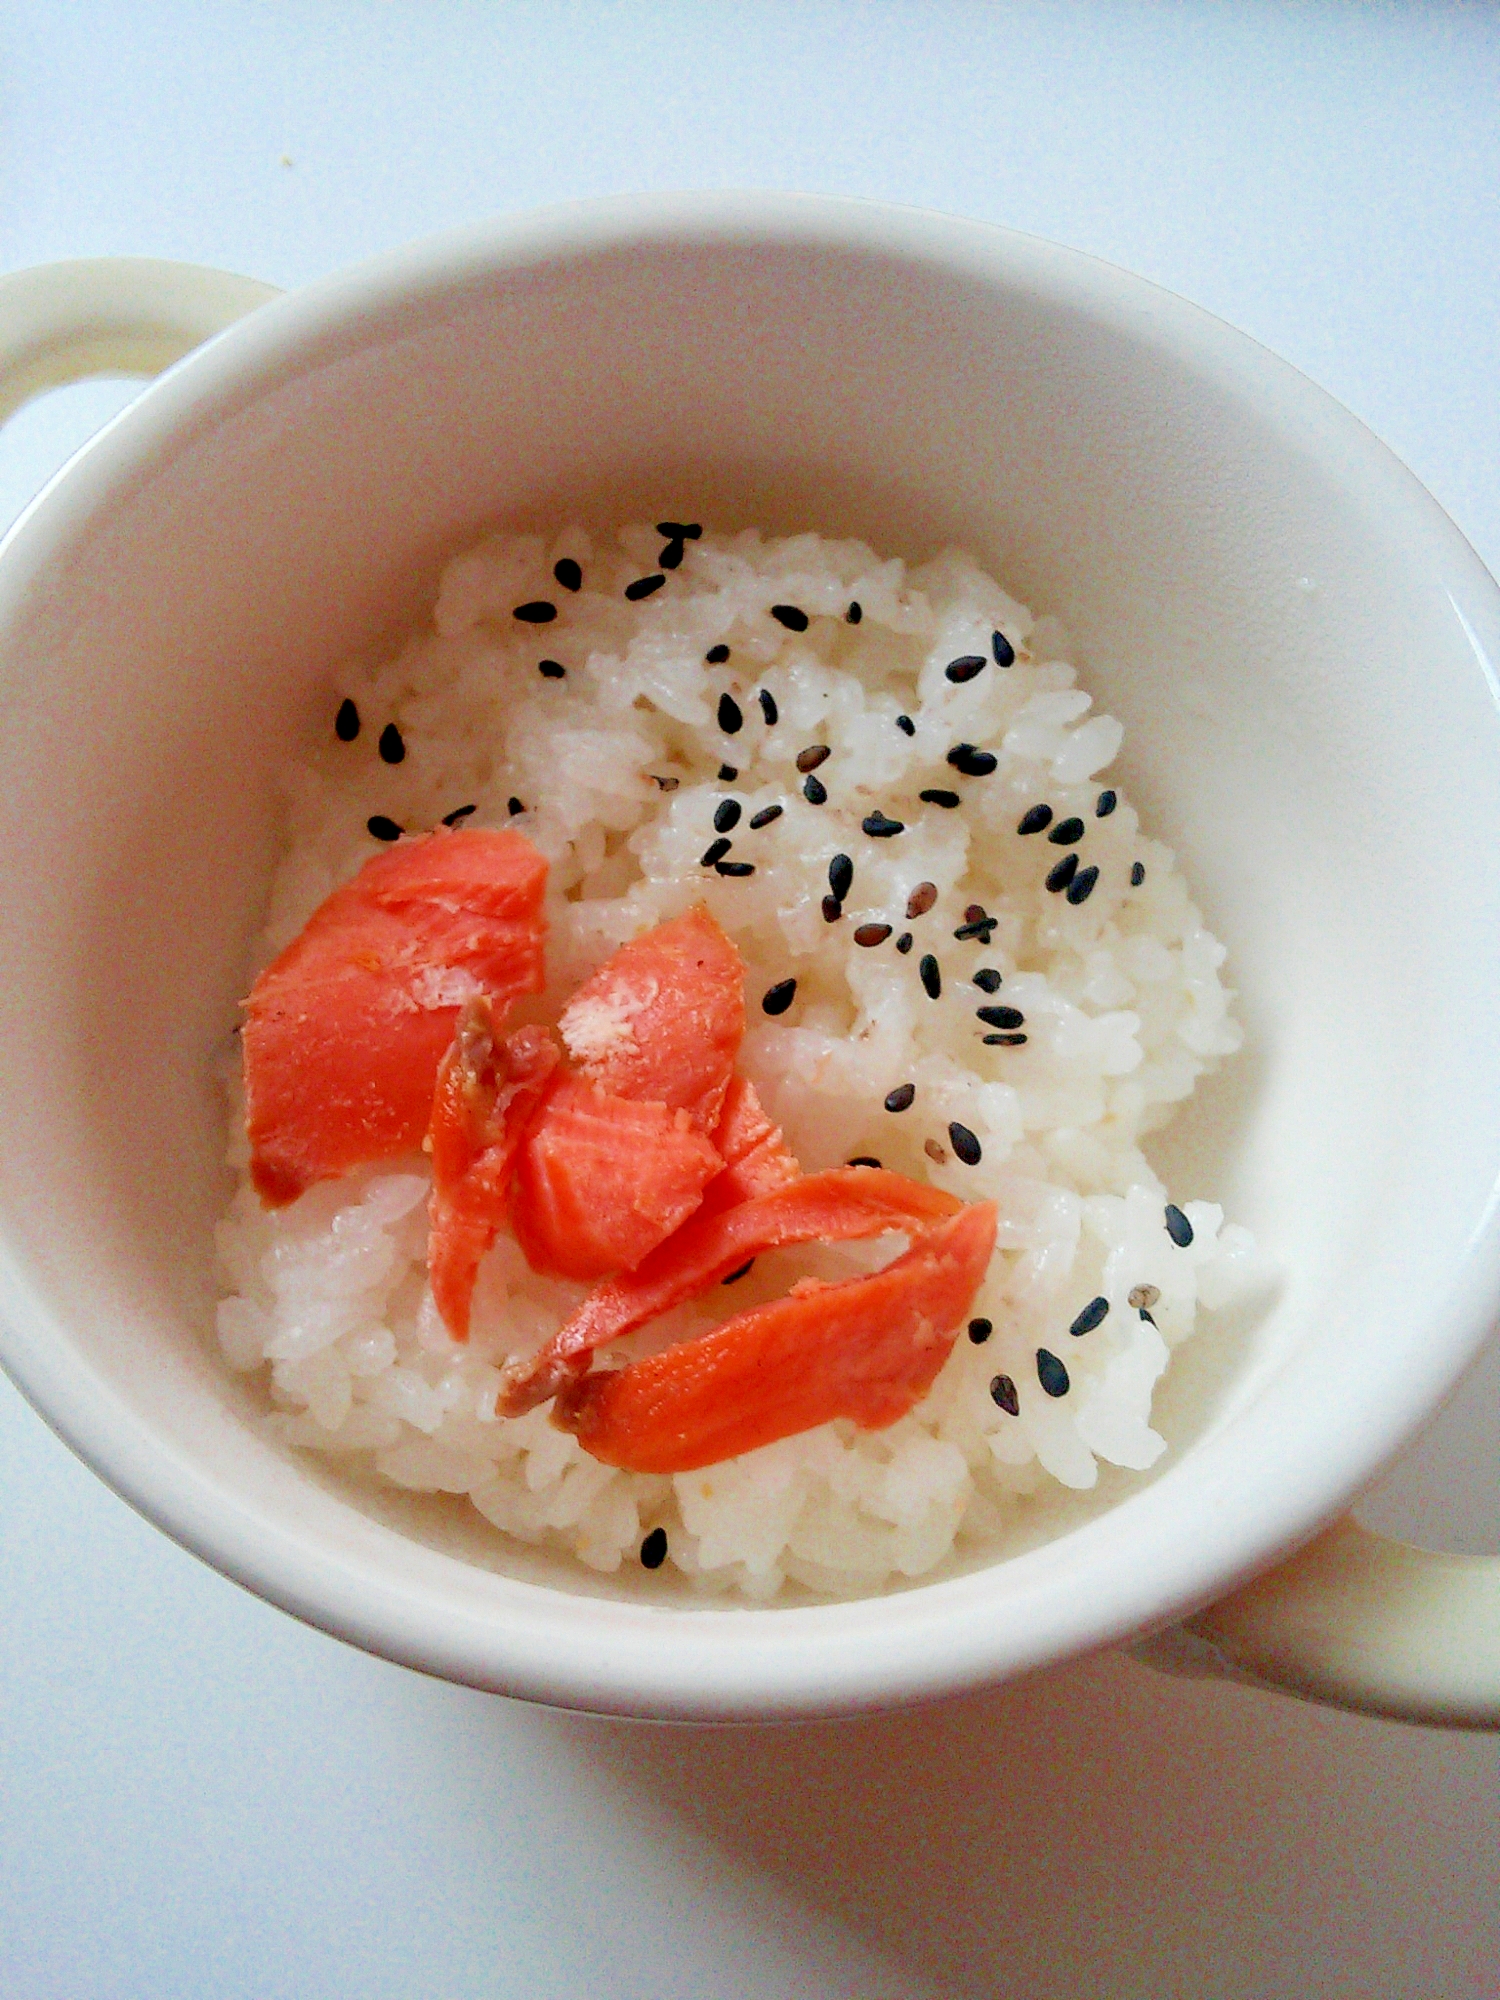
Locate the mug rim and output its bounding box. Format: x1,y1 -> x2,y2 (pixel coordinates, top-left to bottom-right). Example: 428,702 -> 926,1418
3,188 -> 1500,1719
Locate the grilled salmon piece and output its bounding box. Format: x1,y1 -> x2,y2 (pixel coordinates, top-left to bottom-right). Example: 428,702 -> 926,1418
551,1201 -> 998,1472
696,1075 -> 800,1219
243,827 -> 547,1206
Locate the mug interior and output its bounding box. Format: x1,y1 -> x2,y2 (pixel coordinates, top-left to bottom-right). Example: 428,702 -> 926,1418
2,198 -> 1498,1715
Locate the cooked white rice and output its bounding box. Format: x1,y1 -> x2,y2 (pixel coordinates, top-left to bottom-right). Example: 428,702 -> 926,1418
214,522 -> 1264,1600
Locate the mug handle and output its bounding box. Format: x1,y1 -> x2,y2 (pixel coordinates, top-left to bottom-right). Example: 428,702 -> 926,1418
1,256 -> 1496,1731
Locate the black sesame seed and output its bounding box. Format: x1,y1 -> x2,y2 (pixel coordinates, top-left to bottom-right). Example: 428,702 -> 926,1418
334,697 -> 360,742
1036,1349 -> 1070,1397
1045,852 -> 1080,893
553,557 -> 582,592
538,659 -> 567,680
896,931 -> 913,953
441,803 -> 477,826
884,1083 -> 916,1113
1047,817 -> 1084,846
1096,789 -> 1118,818
846,601 -> 863,624
655,520 -> 701,540
847,1156 -> 882,1169
919,953 -> 941,999
713,798 -> 742,834
990,1374 -> 1020,1415
625,574 -> 665,601
796,744 -> 830,772
658,539 -> 685,570
992,630 -> 1016,668
862,811 -> 904,838
762,978 -> 797,1016
1131,861 -> 1146,886
977,1005 -> 1024,1029
1165,1203 -> 1194,1247
828,854 -> 854,900
803,774 -> 828,805
706,643 -> 731,664
749,803 -> 783,829
716,860 -> 754,877
507,795 -> 525,815
948,1122 -> 982,1165
719,765 -> 738,781
1066,866 -> 1100,905
982,1033 -> 1028,1046
701,838 -> 732,867
895,713 -> 916,736
953,910 -> 998,943
513,601 -> 556,623
1017,804 -> 1053,835
771,604 -> 809,632
758,689 -> 779,725
919,789 -> 962,809
640,1526 -> 668,1569
1070,1296 -> 1110,1338
854,923 -> 893,947
722,1260 -> 755,1284
821,896 -> 843,922
945,654 -> 987,684
378,722 -> 405,764
968,1317 -> 993,1344
367,815 -> 402,842
973,968 -> 1002,993
947,744 -> 998,778
1139,1307 -> 1158,1326
906,882 -> 937,919
717,693 -> 743,734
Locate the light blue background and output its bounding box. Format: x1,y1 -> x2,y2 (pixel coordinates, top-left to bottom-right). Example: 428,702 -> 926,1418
2,7 -> 1497,1996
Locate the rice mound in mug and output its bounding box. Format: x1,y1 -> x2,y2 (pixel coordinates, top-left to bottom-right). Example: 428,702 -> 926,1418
214,521 -> 1265,1600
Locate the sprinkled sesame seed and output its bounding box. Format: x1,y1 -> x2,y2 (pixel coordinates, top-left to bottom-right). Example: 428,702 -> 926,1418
855,923 -> 893,947
1140,1307 -> 1157,1326
1036,1349 -> 1070,1397
771,604 -> 809,631
651,774 -> 680,791
758,689 -> 779,725
925,1138 -> 947,1163
701,838 -> 732,867
896,932 -> 913,953
713,798 -> 741,833
968,1318 -> 993,1344
762,978 -> 797,1015
1066,866 -> 1100,905
705,644 -> 731,664
553,557 -> 582,592
982,1032 -> 1027,1046
1047,816 -> 1084,846
846,601 -> 863,624
978,1008 -> 1024,1034
992,630 -> 1016,668
895,714 -> 916,736
722,1260 -> 755,1283
378,722 -> 405,764
367,815 -> 402,842
1070,1296 -> 1110,1337
949,1121 -> 982,1165
906,882 -> 937,919
948,744 -> 998,777
1045,852 -> 1079,893
507,796 -> 525,815
919,789 -> 961,808
441,804 -> 477,826
1128,1283 -> 1160,1309
973,968 -> 1002,993
821,894 -> 843,922
1131,861 -> 1146,886
803,773 -> 827,804
513,601 -> 556,623
919,953 -> 941,999
625,574 -> 665,601
716,860 -> 754,877
658,539 -> 685,570
1017,804 -> 1053,835
965,901 -> 984,921
640,1527 -> 668,1569
719,764 -> 738,781
990,1373 -> 1020,1415
1096,789 -> 1117,817
863,811 -> 904,838
1165,1203 -> 1194,1247
847,1156 -> 882,1169
884,1083 -> 915,1113
796,744 -> 831,772
749,803 -> 783,829
953,913 -> 997,943
945,654 -> 987,684
718,693 -> 744,734
656,520 -> 701,540
828,854 -> 854,900
538,659 -> 566,679
334,697 -> 360,742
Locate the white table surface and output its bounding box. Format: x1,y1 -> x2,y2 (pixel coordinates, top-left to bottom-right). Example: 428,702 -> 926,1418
2,7 -> 1497,1996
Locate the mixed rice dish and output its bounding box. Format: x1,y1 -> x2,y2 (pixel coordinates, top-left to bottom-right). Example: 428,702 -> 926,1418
215,521 -> 1263,1600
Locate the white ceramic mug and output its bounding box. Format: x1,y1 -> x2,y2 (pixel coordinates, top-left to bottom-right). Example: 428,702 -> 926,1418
0,194 -> 1496,1727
